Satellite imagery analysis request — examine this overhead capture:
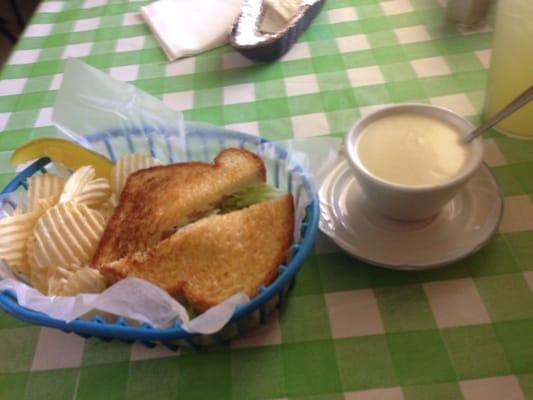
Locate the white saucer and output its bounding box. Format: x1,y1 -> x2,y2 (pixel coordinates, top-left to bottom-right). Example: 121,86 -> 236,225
319,159 -> 503,270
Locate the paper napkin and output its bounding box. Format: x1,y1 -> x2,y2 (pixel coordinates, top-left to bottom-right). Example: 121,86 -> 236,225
141,0 -> 242,61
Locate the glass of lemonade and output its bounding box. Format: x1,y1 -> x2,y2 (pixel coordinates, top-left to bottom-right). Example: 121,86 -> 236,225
483,0 -> 533,139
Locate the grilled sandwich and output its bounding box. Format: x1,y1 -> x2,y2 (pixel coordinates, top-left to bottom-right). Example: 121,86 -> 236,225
91,148 -> 266,267
91,147 -> 295,310
100,195 -> 294,312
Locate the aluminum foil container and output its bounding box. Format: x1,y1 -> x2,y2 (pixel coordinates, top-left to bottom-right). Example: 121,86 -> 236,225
229,0 -> 325,62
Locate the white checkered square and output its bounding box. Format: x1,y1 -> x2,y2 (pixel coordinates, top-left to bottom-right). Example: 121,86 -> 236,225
423,278 -> 491,328
460,376 -> 525,400
345,387 -> 404,400
499,196 -> 533,233
130,343 -> 179,361
291,112 -> 330,138
284,74 -> 319,96
411,56 -> 451,78
381,0 -> 413,15
38,1 -> 64,12
10,49 -> 41,65
280,42 -> 311,61
359,103 -> 394,117
82,0 -> 106,8
0,78 -> 27,96
34,107 -> 53,127
25,24 -> 53,37
325,289 -> 384,338
122,12 -> 142,26
232,311 -> 282,348
327,7 -> 358,23
394,25 -> 431,44
162,91 -> 194,111
62,42 -> 93,58
223,83 -> 256,105
0,112 -> 11,131
483,139 -> 507,167
225,121 -> 259,136
49,74 -> 63,90
347,65 -> 385,87
429,94 -> 476,116
336,34 -> 370,53
222,52 -> 254,69
31,328 -> 85,370
73,17 -> 101,32
108,65 -> 140,82
165,58 -> 196,76
115,36 -> 145,52
475,49 -> 491,69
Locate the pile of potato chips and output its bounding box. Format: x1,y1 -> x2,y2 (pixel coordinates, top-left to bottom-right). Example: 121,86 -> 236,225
0,153 -> 160,296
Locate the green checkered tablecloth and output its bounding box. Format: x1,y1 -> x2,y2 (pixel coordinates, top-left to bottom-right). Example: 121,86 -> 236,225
1,0 -> 532,399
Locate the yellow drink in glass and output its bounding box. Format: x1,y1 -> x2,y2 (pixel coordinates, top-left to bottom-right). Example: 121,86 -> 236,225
484,0 -> 533,139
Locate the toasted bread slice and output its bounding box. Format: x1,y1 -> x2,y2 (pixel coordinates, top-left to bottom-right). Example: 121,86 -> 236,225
91,148 -> 266,267
99,194 -> 294,312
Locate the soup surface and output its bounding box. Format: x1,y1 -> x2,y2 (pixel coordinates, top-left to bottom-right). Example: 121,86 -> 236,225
356,112 -> 468,186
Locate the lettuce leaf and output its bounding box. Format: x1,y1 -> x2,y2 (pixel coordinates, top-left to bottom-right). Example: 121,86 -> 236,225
169,183 -> 283,235
218,183 -> 283,213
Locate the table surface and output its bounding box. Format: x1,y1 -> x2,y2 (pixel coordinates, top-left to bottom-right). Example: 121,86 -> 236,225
1,0 -> 532,399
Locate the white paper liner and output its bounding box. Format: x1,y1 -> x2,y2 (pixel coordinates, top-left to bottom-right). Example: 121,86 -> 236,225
0,260 -> 249,333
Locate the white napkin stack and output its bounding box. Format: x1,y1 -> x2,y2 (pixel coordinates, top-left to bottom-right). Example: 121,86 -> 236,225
141,0 -> 242,61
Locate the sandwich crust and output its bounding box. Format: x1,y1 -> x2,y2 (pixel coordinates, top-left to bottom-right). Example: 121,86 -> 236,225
100,194 -> 294,312
91,148 -> 266,267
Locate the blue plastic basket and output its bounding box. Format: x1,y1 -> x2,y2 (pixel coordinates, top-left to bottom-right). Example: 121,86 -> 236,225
0,124 -> 319,349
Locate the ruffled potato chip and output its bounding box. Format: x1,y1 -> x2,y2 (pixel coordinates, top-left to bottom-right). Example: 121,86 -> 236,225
49,266 -> 106,296
27,174 -> 65,212
64,266 -> 106,295
25,233 -> 42,287
60,166 -> 95,203
36,195 -> 59,215
73,177 -> 111,208
47,265 -> 72,296
30,202 -> 105,293
111,153 -> 161,195
0,211 -> 39,275
24,195 -> 59,290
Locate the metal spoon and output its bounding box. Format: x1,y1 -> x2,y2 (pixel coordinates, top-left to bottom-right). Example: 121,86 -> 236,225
462,85 -> 533,143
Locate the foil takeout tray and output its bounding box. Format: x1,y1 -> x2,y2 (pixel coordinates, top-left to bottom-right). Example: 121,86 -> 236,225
229,0 -> 325,62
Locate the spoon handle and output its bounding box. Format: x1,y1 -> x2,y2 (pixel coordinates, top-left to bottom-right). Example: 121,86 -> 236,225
463,85 -> 533,143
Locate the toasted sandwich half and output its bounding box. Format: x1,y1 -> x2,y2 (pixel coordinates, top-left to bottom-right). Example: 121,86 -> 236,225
91,148 -> 266,267
99,194 -> 294,312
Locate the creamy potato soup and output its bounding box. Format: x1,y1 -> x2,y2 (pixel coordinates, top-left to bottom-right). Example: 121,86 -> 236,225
356,113 -> 468,186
